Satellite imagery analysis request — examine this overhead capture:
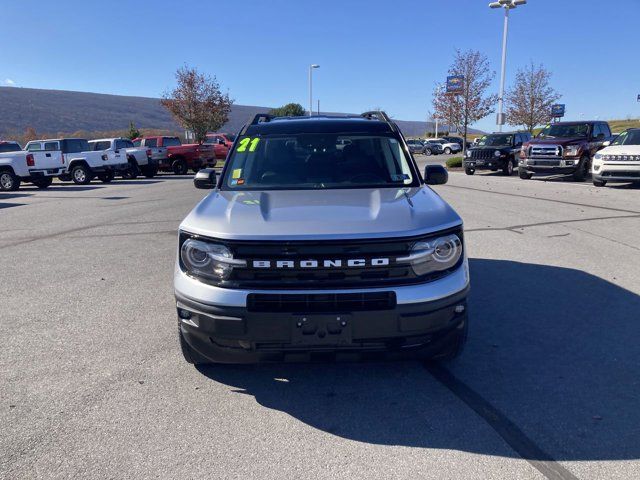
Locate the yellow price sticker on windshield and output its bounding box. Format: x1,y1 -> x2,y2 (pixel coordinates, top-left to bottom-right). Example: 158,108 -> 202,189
232,168 -> 242,179
237,137 -> 260,153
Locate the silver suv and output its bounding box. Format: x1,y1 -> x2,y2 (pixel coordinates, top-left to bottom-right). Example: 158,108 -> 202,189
174,111 -> 469,364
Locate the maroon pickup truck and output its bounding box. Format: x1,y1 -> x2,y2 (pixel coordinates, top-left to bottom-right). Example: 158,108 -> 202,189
137,136 -> 216,175
519,121 -> 612,181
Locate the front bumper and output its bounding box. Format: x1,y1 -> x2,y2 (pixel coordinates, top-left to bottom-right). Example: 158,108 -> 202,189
592,162 -> 640,182
174,261 -> 470,363
520,158 -> 580,174
463,158 -> 506,170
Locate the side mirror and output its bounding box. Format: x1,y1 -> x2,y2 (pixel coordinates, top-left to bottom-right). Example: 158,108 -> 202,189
217,138 -> 225,145
194,168 -> 217,189
424,164 -> 448,185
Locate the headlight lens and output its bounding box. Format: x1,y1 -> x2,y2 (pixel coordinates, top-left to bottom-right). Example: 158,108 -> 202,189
564,145 -> 580,157
494,150 -> 501,157
180,238 -> 244,281
465,150 -> 471,158
399,234 -> 463,276
594,153 -> 602,160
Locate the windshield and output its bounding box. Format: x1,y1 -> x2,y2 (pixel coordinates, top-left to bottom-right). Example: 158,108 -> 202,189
611,129 -> 640,146
539,123 -> 589,138
478,134 -> 513,147
222,133 -> 418,190
0,142 -> 21,153
163,137 -> 182,147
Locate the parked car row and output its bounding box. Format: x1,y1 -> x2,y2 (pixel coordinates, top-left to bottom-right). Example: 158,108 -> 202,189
0,134 -> 228,191
461,121 -> 640,187
406,137 -> 463,156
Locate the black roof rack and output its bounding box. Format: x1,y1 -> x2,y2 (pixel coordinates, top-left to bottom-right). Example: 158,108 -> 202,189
239,110 -> 398,135
239,113 -> 273,135
360,111 -> 397,132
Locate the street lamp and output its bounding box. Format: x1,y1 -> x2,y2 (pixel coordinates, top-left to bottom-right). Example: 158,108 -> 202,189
489,0 -> 526,132
309,64 -> 320,116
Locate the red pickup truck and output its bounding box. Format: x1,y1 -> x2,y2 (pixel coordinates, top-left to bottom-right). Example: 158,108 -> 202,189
134,136 -> 216,175
205,133 -> 236,159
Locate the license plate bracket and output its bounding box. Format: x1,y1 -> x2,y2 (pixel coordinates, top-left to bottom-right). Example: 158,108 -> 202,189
291,314 -> 352,346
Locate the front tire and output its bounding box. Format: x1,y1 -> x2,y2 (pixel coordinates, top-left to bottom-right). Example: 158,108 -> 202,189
433,318 -> 468,361
71,165 -> 91,185
32,177 -> 53,189
142,165 -> 157,178
98,171 -> 115,183
179,326 -> 210,365
123,159 -> 139,179
173,159 -> 188,175
423,148 -> 432,156
503,159 -> 514,176
464,167 -> 475,175
572,155 -> 590,182
444,147 -> 452,155
519,169 -> 533,180
0,170 -> 21,191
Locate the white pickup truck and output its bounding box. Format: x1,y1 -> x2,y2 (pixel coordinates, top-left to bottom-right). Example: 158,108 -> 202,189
89,138 -> 157,179
25,138 -> 120,185
0,140 -> 66,190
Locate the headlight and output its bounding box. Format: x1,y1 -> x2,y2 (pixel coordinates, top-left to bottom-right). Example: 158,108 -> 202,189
594,153 -> 602,160
180,237 -> 246,281
398,234 -> 463,276
465,150 -> 471,158
494,150 -> 501,157
564,145 -> 580,157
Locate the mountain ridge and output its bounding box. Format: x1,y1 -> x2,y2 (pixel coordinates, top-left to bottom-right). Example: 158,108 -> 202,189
0,86 -> 479,138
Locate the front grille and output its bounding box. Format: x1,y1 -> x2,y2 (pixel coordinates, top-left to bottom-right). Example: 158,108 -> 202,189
247,292 -> 396,313
602,155 -> 640,161
528,159 -> 561,166
181,228 -> 463,289
530,145 -> 562,159
602,171 -> 640,178
469,149 -> 495,160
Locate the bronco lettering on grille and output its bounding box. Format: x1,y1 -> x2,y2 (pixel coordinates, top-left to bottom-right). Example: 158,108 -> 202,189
252,258 -> 391,269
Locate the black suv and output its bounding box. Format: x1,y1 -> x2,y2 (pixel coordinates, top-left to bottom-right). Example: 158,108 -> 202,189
464,132 -> 532,176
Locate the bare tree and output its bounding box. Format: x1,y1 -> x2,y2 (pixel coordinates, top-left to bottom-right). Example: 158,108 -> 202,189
161,65 -> 233,143
506,63 -> 561,133
432,50 -> 497,152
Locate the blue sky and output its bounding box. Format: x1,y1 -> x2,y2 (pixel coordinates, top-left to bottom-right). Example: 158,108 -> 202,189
1,0 -> 638,132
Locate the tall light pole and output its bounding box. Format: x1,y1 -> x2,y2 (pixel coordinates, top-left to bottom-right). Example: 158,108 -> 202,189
489,0 -> 526,132
309,64 -> 320,116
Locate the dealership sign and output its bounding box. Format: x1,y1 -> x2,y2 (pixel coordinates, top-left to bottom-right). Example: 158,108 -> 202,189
551,104 -> 565,118
446,75 -> 464,94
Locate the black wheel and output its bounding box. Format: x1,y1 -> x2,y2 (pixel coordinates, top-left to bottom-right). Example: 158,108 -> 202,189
464,167 -> 475,175
143,165 -> 157,178
98,171 -> 115,183
71,165 -> 91,185
122,159 -> 139,179
572,156 -> 590,181
423,148 -> 432,156
593,179 -> 606,187
32,177 -> 53,189
0,170 -> 21,191
503,159 -> 514,176
173,159 -> 188,175
519,168 -> 533,180
433,318 -> 468,361
178,326 -> 210,365
444,147 -> 452,155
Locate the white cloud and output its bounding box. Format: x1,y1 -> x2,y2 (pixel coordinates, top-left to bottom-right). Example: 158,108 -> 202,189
3,79 -> 15,86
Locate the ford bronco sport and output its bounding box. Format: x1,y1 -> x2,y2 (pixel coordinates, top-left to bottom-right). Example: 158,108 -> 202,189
174,112 -> 469,364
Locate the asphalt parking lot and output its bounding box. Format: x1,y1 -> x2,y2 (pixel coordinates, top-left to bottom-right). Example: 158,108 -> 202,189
2,171 -> 639,479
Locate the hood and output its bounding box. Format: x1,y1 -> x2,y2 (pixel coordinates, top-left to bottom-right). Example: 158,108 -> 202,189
529,137 -> 586,146
180,187 -> 462,241
598,145 -> 640,155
